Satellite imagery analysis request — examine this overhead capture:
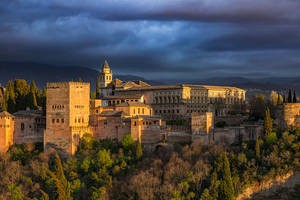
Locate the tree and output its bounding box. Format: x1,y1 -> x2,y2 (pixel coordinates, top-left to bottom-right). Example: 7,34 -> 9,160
6,81 -> 16,113
44,154 -> 72,200
14,79 -> 30,111
30,80 -> 38,95
8,184 -> 24,200
277,92 -> 283,105
255,136 -> 260,161
266,132 -> 277,145
200,189 -> 213,200
288,89 -> 292,103
217,152 -> 235,200
29,80 -> 38,109
97,149 -> 113,169
2,95 -> 7,111
40,190 -> 50,200
249,94 -> 265,120
41,87 -> 47,109
29,88 -> 38,109
264,108 -> 272,136
78,133 -> 95,151
270,91 -> 279,106
121,134 -> 134,151
96,77 -> 100,99
293,91 -> 297,103
136,140 -> 143,160
78,78 -> 83,82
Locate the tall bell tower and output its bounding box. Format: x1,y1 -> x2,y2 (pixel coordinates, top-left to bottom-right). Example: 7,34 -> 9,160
99,57 -> 113,97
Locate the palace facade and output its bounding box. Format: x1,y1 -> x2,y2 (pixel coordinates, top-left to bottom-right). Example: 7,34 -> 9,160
98,58 -> 246,119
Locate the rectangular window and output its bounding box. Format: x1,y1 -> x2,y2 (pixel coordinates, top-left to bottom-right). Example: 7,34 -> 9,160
52,119 -> 55,123
61,118 -> 64,123
57,119 -> 59,123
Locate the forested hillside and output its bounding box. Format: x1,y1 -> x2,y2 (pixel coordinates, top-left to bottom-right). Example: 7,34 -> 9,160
0,123 -> 300,200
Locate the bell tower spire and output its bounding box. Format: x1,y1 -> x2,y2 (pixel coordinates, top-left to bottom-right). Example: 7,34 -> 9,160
99,57 -> 113,97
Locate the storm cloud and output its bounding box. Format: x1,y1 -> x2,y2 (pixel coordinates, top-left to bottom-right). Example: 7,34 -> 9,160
0,0 -> 300,80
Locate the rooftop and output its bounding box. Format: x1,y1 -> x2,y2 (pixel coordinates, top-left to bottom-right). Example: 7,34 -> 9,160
102,94 -> 143,100
13,110 -> 44,117
99,110 -> 124,117
116,84 -> 245,91
116,102 -> 149,107
0,111 -> 14,117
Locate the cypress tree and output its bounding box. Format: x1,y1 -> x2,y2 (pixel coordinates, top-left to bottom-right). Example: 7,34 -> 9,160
6,81 -> 16,113
30,81 -> 38,94
45,154 -> 71,200
264,108 -> 272,136
2,98 -> 7,111
78,77 -> 83,82
277,93 -> 282,105
293,91 -> 297,103
218,152 -> 235,200
29,83 -> 38,109
288,89 -> 292,103
283,95 -> 286,103
209,170 -> 220,200
255,136 -> 260,161
96,77 -> 100,99
136,140 -> 143,160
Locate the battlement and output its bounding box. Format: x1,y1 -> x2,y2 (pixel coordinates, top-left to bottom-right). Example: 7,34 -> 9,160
47,82 -> 90,89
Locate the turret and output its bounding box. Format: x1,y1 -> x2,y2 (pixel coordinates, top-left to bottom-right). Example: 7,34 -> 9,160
99,57 -> 113,97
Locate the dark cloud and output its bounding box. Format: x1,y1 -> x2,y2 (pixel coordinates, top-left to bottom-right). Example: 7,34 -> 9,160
204,25 -> 300,51
0,0 -> 300,81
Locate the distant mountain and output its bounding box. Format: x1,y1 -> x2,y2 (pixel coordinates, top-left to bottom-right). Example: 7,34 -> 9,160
0,61 -> 299,96
0,61 -> 163,90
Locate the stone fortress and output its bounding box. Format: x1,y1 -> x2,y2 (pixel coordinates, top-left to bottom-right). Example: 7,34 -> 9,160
1,58 -> 298,155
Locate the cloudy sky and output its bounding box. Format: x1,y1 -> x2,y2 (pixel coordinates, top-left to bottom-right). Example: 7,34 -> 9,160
1,0 -> 300,81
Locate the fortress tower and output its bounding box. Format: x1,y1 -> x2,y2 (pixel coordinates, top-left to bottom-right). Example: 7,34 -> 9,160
99,57 -> 113,97
44,82 -> 90,155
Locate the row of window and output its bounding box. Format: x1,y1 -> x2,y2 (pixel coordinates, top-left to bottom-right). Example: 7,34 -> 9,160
20,123 -> 33,131
52,118 -> 65,123
133,108 -> 145,115
155,110 -> 180,114
0,124 -> 10,128
52,105 -> 64,110
154,96 -> 243,104
101,75 -> 112,81
75,118 -> 85,123
0,116 -> 11,119
75,105 -> 84,109
108,99 -> 138,106
52,118 -> 85,124
133,121 -> 158,126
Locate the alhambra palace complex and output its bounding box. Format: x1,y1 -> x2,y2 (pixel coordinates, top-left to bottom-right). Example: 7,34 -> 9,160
0,59 -> 299,155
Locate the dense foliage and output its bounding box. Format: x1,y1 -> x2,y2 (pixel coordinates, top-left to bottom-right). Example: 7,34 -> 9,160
0,126 -> 299,200
1,79 -> 46,113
